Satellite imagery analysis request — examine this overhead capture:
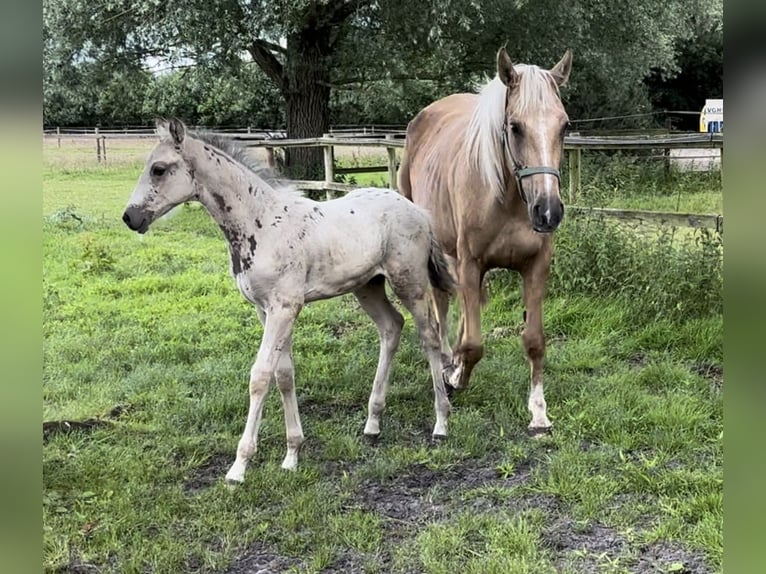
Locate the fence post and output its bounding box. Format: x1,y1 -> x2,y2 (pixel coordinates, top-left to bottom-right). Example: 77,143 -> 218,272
323,137 -> 335,200
101,136 -> 107,163
386,134 -> 397,190
95,127 -> 101,162
568,147 -> 581,204
56,126 -> 61,148
266,147 -> 277,171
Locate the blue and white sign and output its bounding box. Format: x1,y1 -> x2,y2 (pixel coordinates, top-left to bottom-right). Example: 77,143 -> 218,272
699,99 -> 723,133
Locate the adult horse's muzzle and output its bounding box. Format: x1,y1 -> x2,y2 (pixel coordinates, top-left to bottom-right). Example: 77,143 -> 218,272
122,206 -> 151,234
530,197 -> 564,234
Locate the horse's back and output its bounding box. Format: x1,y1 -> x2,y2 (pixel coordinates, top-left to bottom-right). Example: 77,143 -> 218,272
399,93 -> 477,254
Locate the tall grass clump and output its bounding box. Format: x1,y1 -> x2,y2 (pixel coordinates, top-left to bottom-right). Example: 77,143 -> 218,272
547,216 -> 722,323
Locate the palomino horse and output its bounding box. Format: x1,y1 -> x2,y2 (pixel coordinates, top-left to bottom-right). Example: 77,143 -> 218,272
123,118 -> 455,483
398,48 -> 572,435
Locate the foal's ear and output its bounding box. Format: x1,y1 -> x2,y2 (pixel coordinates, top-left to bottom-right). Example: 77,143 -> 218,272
497,47 -> 520,89
550,50 -> 573,87
168,117 -> 187,145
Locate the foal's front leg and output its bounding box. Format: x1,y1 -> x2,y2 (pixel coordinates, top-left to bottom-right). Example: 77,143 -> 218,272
274,334 -> 304,470
225,304 -> 300,484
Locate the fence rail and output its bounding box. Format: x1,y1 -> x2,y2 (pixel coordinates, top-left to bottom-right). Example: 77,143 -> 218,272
44,130 -> 723,231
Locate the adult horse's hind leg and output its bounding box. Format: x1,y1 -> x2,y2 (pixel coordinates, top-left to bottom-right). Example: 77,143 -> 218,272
353,276 -> 404,437
395,285 -> 451,438
521,250 -> 553,435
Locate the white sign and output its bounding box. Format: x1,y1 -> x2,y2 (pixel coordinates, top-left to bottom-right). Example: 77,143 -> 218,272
699,98 -> 723,133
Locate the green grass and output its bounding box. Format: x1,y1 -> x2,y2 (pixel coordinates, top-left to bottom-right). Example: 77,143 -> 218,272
43,146 -> 722,573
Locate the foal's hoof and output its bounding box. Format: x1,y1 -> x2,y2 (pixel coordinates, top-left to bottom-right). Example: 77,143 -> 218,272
224,478 -> 243,489
527,425 -> 553,438
441,365 -> 459,398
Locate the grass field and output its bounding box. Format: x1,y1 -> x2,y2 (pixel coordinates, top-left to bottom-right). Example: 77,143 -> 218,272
43,139 -> 722,573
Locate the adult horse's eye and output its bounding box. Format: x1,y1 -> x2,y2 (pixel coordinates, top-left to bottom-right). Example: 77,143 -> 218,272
510,122 -> 522,135
151,163 -> 167,177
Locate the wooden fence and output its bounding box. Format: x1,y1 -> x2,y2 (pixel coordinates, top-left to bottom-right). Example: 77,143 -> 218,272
43,129 -> 723,231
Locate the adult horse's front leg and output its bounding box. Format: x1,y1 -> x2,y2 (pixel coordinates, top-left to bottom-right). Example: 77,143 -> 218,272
447,257 -> 484,391
521,251 -> 553,435
225,303 -> 301,484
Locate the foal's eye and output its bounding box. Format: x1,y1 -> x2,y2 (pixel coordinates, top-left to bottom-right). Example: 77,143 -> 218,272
151,164 -> 167,177
510,122 -> 522,135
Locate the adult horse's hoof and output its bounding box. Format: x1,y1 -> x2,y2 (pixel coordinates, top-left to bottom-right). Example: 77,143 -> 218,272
527,426 -> 553,438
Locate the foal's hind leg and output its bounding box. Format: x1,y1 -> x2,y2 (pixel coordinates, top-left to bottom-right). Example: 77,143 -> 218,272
395,284 -> 451,438
353,276 -> 404,437
432,288 -> 453,357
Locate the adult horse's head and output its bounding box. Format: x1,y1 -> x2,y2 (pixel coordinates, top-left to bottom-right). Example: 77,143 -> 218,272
498,47 -> 572,233
123,118 -> 198,234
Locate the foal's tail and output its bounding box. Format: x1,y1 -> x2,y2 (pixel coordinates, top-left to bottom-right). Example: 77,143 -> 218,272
428,231 -> 456,295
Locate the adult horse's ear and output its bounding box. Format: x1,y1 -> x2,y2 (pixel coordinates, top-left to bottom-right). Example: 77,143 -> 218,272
168,117 -> 186,145
497,47 -> 520,89
550,50 -> 573,87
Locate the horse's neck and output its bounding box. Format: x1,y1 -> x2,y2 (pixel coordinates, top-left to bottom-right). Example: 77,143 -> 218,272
195,155 -> 283,233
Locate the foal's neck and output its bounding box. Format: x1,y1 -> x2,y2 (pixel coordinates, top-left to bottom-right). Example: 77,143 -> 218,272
191,140 -> 287,230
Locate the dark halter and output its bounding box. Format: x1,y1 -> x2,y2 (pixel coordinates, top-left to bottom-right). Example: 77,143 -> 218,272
501,92 -> 562,204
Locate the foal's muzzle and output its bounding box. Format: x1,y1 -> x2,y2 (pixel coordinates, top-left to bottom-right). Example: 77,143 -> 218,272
122,206 -> 151,234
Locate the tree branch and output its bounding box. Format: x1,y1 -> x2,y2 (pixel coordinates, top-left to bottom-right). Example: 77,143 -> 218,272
249,39 -> 285,91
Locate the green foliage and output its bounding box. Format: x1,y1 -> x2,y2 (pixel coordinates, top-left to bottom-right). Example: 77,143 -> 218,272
43,0 -> 723,130
548,217 -> 722,323
43,148 -> 722,573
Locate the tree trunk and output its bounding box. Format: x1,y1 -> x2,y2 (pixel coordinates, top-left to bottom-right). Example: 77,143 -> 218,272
282,29 -> 332,180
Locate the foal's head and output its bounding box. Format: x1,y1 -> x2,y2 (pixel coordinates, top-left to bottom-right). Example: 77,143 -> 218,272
498,48 -> 572,233
123,118 -> 198,234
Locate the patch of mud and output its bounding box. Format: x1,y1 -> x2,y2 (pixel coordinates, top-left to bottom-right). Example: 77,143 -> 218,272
691,362 -> 723,388
43,404 -> 131,442
548,518 -> 713,574
183,453 -> 232,494
548,517 -> 631,573
224,542 -> 304,574
355,458 -> 532,524
296,396 -> 363,421
633,541 -> 712,574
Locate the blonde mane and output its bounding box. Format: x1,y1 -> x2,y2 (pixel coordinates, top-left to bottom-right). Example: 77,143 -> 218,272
466,65 -> 561,201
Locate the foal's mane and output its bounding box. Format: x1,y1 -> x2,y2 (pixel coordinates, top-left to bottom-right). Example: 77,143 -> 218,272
465,65 -> 562,202
193,132 -> 301,196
